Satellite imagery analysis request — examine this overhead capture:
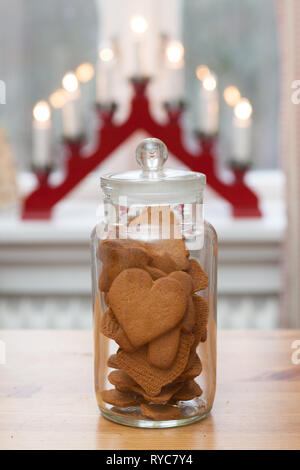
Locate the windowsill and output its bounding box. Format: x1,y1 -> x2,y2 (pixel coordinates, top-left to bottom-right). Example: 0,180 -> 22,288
0,168 -> 286,244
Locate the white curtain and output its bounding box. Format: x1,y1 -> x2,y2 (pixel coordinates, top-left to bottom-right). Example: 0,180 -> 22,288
277,0 -> 300,327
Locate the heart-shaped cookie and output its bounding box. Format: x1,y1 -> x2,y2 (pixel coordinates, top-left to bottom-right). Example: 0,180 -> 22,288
169,271 -> 193,296
145,239 -> 190,273
97,239 -> 150,292
147,327 -> 181,369
128,206 -> 183,240
144,265 -> 167,280
108,268 -> 187,347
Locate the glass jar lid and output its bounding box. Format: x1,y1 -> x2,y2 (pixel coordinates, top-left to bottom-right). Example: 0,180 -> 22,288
100,138 -> 206,204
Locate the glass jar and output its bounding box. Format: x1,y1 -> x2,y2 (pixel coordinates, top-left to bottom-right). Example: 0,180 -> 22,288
91,138 -> 217,428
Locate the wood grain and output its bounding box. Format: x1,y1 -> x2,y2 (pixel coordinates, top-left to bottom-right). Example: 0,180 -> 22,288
0,329 -> 300,450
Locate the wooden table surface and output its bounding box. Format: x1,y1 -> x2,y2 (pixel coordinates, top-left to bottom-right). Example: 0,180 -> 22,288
0,329 -> 300,450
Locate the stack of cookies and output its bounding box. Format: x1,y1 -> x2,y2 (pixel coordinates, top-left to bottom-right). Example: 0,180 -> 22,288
97,235 -> 209,421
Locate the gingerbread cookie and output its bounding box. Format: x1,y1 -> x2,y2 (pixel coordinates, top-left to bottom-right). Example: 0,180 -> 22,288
108,369 -> 136,392
186,259 -> 209,292
114,333 -> 194,396
101,389 -> 142,407
181,297 -> 195,333
148,327 -> 180,369
98,239 -> 150,291
108,370 -> 183,404
171,380 -> 202,401
146,239 -> 190,273
145,265 -> 167,280
192,294 -> 209,345
169,271 -> 193,296
108,268 -> 187,347
103,292 -> 110,306
100,309 -> 135,352
147,249 -> 178,274
141,403 -> 181,421
128,206 -> 183,240
179,353 -> 202,381
107,354 -> 119,369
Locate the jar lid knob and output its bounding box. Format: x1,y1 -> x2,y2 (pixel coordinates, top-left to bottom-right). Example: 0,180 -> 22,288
136,138 -> 168,172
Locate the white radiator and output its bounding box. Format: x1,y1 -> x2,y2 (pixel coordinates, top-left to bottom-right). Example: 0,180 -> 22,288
0,295 -> 279,329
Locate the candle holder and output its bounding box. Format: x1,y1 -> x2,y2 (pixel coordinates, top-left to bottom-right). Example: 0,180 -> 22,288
164,101 -> 185,124
31,165 -> 52,186
130,77 -> 151,96
22,165 -> 53,220
230,160 -> 252,184
194,131 -> 217,156
95,103 -> 118,125
229,159 -> 252,171
22,79 -> 261,220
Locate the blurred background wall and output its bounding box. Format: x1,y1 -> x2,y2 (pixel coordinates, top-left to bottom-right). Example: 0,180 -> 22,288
0,0 -> 279,170
0,0 -> 287,330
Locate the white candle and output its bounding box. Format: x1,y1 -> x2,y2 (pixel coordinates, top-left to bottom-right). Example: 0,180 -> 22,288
32,101 -> 51,168
130,15 -> 148,78
62,72 -> 81,139
76,62 -> 95,107
197,74 -> 219,135
232,98 -> 253,163
76,62 -> 95,133
163,40 -> 185,104
49,89 -> 67,142
132,41 -> 145,79
97,46 -> 115,104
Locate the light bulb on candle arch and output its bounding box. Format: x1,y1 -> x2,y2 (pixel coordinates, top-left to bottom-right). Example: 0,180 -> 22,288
49,89 -> 67,109
99,47 -> 115,63
62,72 -> 79,93
234,98 -> 253,121
166,41 -> 184,68
33,101 -> 51,122
203,74 -> 217,92
76,62 -> 95,83
130,15 -> 148,35
196,65 -> 210,82
223,86 -> 241,107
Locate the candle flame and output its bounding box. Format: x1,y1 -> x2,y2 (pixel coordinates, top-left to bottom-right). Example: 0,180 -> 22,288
166,41 -> 184,65
76,62 -> 94,83
196,65 -> 210,81
62,72 -> 79,93
33,101 -> 51,122
99,47 -> 115,62
223,86 -> 241,107
203,75 -> 217,91
130,16 -> 148,34
49,89 -> 67,109
234,98 -> 253,120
